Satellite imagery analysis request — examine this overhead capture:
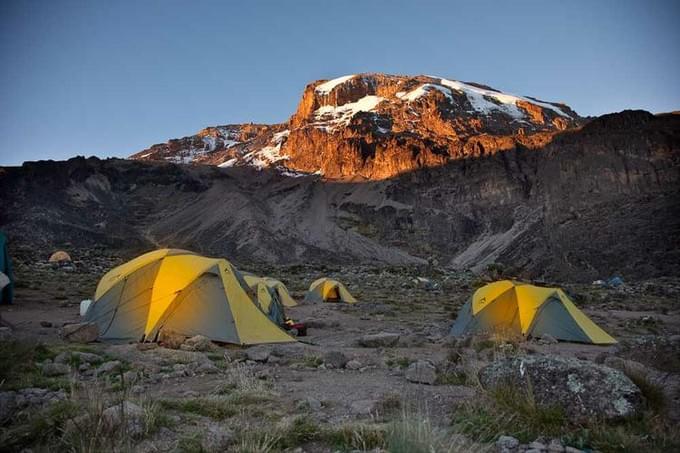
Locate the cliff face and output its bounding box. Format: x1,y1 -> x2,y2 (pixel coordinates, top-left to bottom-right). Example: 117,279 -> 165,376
3,111 -> 679,282
131,73 -> 582,179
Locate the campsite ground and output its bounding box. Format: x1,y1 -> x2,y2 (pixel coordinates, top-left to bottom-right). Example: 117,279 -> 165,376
1,256 -> 679,452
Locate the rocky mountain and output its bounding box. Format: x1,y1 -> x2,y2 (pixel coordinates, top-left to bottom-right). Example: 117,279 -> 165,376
2,107 -> 679,282
131,73 -> 582,179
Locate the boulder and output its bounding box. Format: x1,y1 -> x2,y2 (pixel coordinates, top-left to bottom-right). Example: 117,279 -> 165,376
405,360 -> 437,385
479,355 -> 643,422
358,332 -> 400,348
181,335 -> 216,352
102,401 -> 145,437
158,329 -> 186,349
322,350 -> 349,369
61,322 -> 99,343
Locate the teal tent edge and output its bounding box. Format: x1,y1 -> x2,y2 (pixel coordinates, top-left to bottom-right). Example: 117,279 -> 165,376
0,231 -> 14,305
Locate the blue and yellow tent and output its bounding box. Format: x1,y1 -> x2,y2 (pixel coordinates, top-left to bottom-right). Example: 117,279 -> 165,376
450,280 -> 616,344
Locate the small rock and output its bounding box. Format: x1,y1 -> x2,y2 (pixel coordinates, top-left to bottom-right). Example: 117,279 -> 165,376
61,322 -> 99,343
528,441 -> 547,451
42,362 -> 70,376
181,335 -> 216,352
346,359 -> 362,370
245,345 -> 271,362
547,438 -> 565,452
196,362 -> 219,374
97,360 -> 122,374
158,329 -> 185,349
322,351 -> 348,369
40,321 -> 53,328
405,360 -> 437,385
564,447 -> 584,453
496,435 -> 520,450
102,401 -> 145,437
358,332 -> 400,348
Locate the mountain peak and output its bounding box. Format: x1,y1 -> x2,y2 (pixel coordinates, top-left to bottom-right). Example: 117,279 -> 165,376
132,73 -> 583,179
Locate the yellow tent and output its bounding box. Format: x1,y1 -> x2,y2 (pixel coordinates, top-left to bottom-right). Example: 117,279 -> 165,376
84,249 -> 294,345
49,250 -> 71,262
450,280 -> 616,344
304,278 -> 357,304
263,278 -> 297,307
242,274 -> 286,324
242,274 -> 297,308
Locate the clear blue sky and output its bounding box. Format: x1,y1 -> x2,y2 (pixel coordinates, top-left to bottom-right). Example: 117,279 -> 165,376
1,0 -> 679,166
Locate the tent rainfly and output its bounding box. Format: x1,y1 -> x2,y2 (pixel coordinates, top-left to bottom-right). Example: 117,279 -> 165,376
242,274 -> 286,326
84,249 -> 294,345
263,278 -> 297,307
304,278 -> 357,304
450,280 -> 616,344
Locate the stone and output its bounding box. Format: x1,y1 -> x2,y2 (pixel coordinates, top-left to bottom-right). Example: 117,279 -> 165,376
245,345 -> 271,362
296,397 -> 322,411
346,359 -> 362,370
40,321 -> 53,328
196,362 -> 219,374
157,329 -> 185,349
322,350 -> 348,369
405,360 -> 437,385
496,435 -> 520,450
603,356 -> 650,378
547,439 -> 565,452
564,447 -> 585,453
42,362 -> 70,376
527,441 -> 547,450
479,355 -> 643,422
102,401 -> 145,437
61,322 -> 99,343
358,332 -> 400,348
181,335 -> 216,352
97,360 -> 122,374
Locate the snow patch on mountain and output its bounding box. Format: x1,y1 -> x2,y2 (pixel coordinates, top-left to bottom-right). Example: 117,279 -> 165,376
315,75 -> 356,94
313,95 -> 385,130
438,78 -> 571,119
397,83 -> 453,102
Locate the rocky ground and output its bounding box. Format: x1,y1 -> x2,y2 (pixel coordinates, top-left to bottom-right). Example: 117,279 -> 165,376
1,254 -> 679,452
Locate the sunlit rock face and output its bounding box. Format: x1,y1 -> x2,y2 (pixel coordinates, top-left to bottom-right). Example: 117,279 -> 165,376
131,73 -> 582,179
